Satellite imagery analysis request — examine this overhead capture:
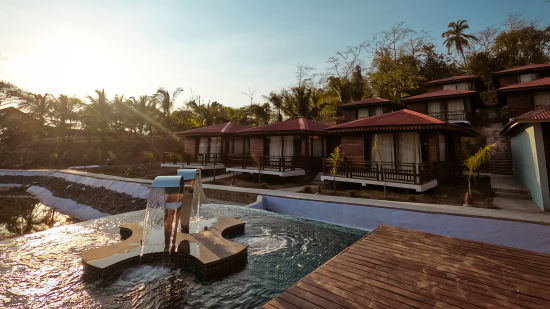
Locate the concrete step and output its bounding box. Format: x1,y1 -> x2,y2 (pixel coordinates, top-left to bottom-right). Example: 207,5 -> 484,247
494,191 -> 532,200
493,186 -> 531,195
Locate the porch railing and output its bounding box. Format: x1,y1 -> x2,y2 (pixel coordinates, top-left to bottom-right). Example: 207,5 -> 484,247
322,159 -> 436,185
183,153 -> 225,166
225,155 -> 319,172
428,110 -> 467,122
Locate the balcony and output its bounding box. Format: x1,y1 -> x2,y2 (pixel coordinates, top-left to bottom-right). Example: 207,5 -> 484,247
225,155 -> 321,177
320,159 -> 438,192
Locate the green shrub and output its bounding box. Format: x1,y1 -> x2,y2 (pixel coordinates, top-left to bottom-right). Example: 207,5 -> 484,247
347,190 -> 357,197
260,182 -> 268,189
143,151 -> 155,167
303,185 -> 312,194
406,194 -> 416,202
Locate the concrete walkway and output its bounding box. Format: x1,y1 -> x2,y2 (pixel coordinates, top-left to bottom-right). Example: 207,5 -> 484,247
483,173 -> 541,213
5,169 -> 550,226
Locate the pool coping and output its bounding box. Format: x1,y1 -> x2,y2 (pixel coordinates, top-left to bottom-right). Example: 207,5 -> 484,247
3,169 -> 550,226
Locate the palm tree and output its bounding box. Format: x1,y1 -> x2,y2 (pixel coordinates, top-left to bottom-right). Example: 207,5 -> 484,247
442,20 -> 478,68
19,93 -> 53,126
327,146 -> 344,193
464,143 -> 496,205
264,92 -> 283,122
154,87 -> 183,130
50,95 -> 83,140
86,89 -> 111,138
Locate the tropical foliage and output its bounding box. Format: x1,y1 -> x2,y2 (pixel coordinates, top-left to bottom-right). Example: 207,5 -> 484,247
464,143 -> 496,198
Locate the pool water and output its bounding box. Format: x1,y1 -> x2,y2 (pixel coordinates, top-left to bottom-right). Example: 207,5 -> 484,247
0,204 -> 365,308
0,195 -> 78,241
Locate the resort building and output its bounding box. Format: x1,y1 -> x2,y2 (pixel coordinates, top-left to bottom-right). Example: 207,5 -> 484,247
495,64 -> 550,118
338,97 -> 399,123
176,122 -> 250,169
402,75 -> 482,125
501,105 -> 550,211
323,109 -> 475,192
225,118 -> 330,177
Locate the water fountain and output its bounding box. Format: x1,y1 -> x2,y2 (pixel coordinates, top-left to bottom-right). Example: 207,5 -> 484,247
82,169 -> 247,280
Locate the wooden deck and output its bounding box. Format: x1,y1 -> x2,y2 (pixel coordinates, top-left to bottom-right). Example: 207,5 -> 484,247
263,225 -> 550,309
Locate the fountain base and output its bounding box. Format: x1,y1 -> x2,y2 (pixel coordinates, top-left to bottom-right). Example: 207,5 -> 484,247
82,217 -> 247,280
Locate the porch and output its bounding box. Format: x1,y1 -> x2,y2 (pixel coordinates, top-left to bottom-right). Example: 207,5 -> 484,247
321,159 -> 438,192
225,155 -> 315,177
161,153 -> 225,170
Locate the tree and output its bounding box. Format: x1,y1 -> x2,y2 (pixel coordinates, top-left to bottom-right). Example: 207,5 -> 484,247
327,146 -> 344,193
0,81 -> 25,106
493,26 -> 550,68
442,20 -> 478,68
464,144 -> 496,205
85,89 -> 112,138
50,95 -> 83,140
154,87 -> 183,130
265,92 -> 283,122
19,93 -> 53,127
369,54 -> 424,106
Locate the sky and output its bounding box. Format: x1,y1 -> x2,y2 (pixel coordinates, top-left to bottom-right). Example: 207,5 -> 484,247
1,0 -> 549,109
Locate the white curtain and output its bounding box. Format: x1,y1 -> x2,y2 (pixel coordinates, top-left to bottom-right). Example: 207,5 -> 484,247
233,137 -> 244,155
269,136 -> 282,157
371,133 -> 394,164
443,84 -> 456,90
520,73 -> 540,83
439,134 -> 446,161
447,99 -> 464,112
358,108 -> 370,119
198,137 -> 208,154
397,132 -> 421,169
428,102 -> 441,118
456,82 -> 471,90
311,136 -> 322,157
210,137 -> 222,154
534,91 -> 550,108
373,106 -> 384,116
283,136 -> 294,157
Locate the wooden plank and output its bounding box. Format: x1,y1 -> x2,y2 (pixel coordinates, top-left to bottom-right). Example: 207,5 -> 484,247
334,252 -> 550,309
264,226 -> 550,309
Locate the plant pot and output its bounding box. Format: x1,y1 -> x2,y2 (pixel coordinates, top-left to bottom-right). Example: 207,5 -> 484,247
464,192 -> 473,206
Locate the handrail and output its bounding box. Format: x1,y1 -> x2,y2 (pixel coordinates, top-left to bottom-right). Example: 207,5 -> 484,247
322,159 -> 436,185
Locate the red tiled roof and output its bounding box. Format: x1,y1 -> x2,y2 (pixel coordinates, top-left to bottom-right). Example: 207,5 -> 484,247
497,77 -> 550,92
423,75 -> 479,86
501,105 -> 550,136
402,89 -> 476,102
237,118 -> 328,134
340,97 -> 393,109
494,63 -> 550,75
177,122 -> 250,135
327,109 -> 474,135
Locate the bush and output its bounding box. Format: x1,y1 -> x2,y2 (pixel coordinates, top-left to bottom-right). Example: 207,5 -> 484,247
260,182 -> 268,189
347,190 -> 357,197
303,185 -> 313,194
142,151 -> 155,167
406,194 -> 416,202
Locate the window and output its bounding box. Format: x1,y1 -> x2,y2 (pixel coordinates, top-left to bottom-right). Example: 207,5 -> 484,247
371,133 -> 394,163
520,73 -> 540,83
357,108 -> 370,119
372,106 -> 384,116
427,102 -> 442,119
397,132 -> 421,169
311,136 -> 323,157
447,99 -> 465,121
198,137 -> 208,154
455,82 -> 471,90
209,137 -> 222,154
534,91 -> 550,108
443,84 -> 456,90
269,136 -> 282,157
283,135 -> 294,157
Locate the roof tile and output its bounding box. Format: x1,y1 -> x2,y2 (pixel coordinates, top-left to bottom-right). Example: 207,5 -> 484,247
402,89 -> 476,102
238,118 -> 328,134
495,63 -> 550,75
497,77 -> 550,92
178,122 -> 250,135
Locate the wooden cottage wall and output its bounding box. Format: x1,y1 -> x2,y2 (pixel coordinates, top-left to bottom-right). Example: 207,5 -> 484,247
250,136 -> 264,158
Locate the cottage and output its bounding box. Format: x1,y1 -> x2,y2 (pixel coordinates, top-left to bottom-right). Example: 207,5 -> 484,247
501,105 -> 550,211
176,122 -> 250,169
338,97 -> 399,123
225,118 -> 330,177
324,109 -> 475,192
495,64 -> 550,118
402,75 -> 482,125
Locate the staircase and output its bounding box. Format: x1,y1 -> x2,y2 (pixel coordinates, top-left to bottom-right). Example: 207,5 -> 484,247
483,124 -> 514,175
